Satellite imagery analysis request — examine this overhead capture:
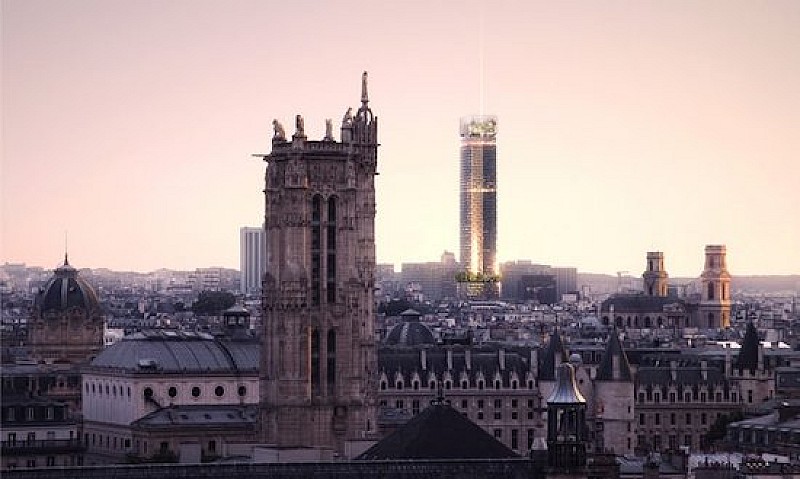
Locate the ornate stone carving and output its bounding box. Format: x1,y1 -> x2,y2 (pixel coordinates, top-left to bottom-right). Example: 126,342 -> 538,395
272,119 -> 286,141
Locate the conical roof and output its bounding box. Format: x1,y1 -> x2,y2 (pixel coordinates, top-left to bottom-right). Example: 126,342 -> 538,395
595,329 -> 632,381
357,401 -> 517,460
539,330 -> 569,381
736,322 -> 759,370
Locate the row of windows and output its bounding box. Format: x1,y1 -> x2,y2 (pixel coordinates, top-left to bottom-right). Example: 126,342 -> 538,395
4,406 -> 58,422
5,456 -> 82,470
639,411 -> 716,427
142,384 -> 247,400
85,382 -> 132,398
380,378 -> 533,391
637,390 -> 738,404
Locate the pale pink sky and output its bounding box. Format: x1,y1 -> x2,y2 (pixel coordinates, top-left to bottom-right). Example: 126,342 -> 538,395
2,0 -> 799,276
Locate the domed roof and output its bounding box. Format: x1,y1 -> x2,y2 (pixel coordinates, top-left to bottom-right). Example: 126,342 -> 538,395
385,310 -> 435,346
36,256 -> 100,312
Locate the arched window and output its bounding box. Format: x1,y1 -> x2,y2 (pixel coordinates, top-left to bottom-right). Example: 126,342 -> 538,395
707,281 -> 715,300
311,329 -> 320,395
644,317 -> 651,328
311,196 -> 322,305
326,197 -> 337,303
326,329 -> 336,395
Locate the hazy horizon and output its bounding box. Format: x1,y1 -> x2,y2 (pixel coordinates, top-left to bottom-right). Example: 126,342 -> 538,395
3,0 -> 799,276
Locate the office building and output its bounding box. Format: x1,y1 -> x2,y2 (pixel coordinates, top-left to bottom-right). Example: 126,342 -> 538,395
239,226 -> 266,295
459,116 -> 498,289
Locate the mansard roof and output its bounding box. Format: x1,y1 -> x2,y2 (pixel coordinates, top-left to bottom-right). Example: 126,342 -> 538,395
636,357 -> 729,388
595,329 -> 633,381
377,345 -> 531,385
90,331 -> 259,374
539,331 -> 568,381
357,401 -> 517,460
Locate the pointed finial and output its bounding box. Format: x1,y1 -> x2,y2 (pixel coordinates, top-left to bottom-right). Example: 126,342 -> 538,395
64,231 -> 69,265
361,71 -> 368,105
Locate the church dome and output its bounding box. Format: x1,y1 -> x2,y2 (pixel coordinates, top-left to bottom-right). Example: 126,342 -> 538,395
36,256 -> 100,313
385,309 -> 435,346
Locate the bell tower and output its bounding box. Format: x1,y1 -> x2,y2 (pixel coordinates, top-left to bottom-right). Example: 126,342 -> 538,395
642,251 -> 668,297
259,73 -> 378,456
698,244 -> 731,329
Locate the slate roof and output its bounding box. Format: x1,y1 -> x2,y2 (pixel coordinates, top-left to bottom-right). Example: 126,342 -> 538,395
539,331 -> 568,381
736,322 -> 760,370
131,405 -> 258,430
90,332 -> 259,373
636,358 -> 730,390
36,257 -> 100,312
595,330 -> 633,381
600,294 -> 685,314
357,401 -> 518,460
378,345 -> 532,386
385,321 -> 435,346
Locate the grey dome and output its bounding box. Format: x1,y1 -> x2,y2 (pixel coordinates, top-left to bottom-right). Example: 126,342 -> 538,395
36,256 -> 99,313
385,310 -> 434,346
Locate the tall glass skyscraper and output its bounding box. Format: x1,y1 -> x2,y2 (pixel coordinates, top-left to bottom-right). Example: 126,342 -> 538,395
459,115 -> 497,280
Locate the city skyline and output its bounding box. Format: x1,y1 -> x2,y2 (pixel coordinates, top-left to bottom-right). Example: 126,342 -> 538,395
3,0 -> 800,276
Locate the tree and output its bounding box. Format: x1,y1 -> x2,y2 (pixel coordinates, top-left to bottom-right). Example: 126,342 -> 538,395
191,291 -> 236,316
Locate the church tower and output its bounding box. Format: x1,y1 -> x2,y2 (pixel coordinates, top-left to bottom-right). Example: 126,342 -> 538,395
698,244 -> 731,329
259,73 -> 378,456
642,251 -> 668,297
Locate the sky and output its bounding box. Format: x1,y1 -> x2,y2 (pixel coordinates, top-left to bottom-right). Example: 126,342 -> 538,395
2,0 -> 799,276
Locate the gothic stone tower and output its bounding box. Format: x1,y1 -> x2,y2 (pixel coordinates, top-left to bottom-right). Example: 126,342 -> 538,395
698,244 -> 731,329
259,73 -> 378,456
642,251 -> 668,297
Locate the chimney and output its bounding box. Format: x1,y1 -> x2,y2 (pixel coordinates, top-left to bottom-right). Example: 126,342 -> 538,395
724,345 -> 731,377
613,355 -> 620,380
465,348 -> 472,370
700,360 -> 708,381
499,349 -> 506,370
447,348 -> 453,371
421,349 -> 427,371
530,349 -> 538,378
670,361 -> 677,382
757,342 -> 764,372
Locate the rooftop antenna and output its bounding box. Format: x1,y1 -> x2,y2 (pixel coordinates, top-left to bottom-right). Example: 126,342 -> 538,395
478,6 -> 485,116
64,231 -> 69,265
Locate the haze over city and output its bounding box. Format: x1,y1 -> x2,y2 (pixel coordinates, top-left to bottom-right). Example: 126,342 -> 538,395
3,0 -> 799,276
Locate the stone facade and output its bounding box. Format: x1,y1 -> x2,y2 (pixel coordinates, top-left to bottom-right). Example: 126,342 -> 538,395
260,73 -> 378,455
699,245 -> 732,329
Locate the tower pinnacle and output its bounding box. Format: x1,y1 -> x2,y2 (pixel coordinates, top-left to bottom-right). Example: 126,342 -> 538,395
361,71 -> 369,105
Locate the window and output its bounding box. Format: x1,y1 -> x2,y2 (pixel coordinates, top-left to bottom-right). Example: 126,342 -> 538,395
494,411 -> 502,420
7,408 -> 15,421
26,408 -> 34,420
654,393 -> 660,403
494,380 -> 501,389
477,400 -> 484,409
639,413 -> 645,426
494,399 -> 502,408
395,400 -> 404,410
669,435 -> 677,450
493,429 -> 502,439
685,393 -> 691,403
511,399 -> 518,408
413,381 -> 419,390
701,413 -> 707,425
478,380 -> 484,390
477,411 -> 484,420
238,386 -> 247,397
215,386 -> 224,397
168,387 -> 177,398
143,387 -> 154,400
461,399 -> 468,409
670,413 -> 676,426
461,380 -> 468,389
686,413 -> 692,425
700,392 -> 706,403
46,457 -> 55,467
412,400 -> 420,415
684,435 -> 692,447
511,411 -> 518,420
191,387 -> 201,398
669,393 -> 676,403
654,413 -> 660,426
511,429 -> 518,450
380,381 -> 387,391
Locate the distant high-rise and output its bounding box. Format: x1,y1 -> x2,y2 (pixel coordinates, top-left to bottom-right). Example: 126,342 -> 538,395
459,115 -> 497,280
240,226 -> 266,295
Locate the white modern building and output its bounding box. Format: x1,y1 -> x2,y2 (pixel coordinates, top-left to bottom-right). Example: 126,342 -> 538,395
239,226 -> 265,295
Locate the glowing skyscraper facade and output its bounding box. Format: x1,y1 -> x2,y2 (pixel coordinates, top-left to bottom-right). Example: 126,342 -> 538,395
459,116 -> 497,285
